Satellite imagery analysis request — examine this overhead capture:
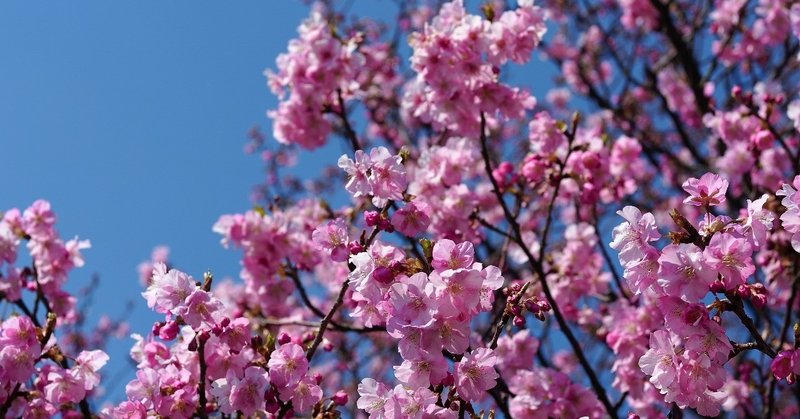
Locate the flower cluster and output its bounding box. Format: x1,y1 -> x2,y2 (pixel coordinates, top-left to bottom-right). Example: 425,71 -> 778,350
354,239 -> 505,416
338,146 -> 408,207
402,0 -> 545,136
110,262 -> 335,417
266,9 -> 362,150
0,201 -> 107,417
606,171 -> 800,415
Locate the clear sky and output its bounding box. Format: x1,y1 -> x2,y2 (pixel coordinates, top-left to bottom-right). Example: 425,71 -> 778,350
0,0 -> 317,403
0,0 -> 557,405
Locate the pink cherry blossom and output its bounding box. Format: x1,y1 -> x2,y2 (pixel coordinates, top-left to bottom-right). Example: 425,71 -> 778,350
682,173 -> 729,207
639,330 -> 679,390
312,218 -> 351,262
141,263 -> 196,314
44,367 -> 86,405
391,201 -> 432,237
357,378 -> 391,417
268,343 -> 308,388
703,233 -> 755,289
431,239 -> 474,271
71,349 -> 109,390
213,367 -> 269,416
657,244 -> 716,302
455,347 -> 499,402
610,206 -> 660,267
742,193 -> 775,248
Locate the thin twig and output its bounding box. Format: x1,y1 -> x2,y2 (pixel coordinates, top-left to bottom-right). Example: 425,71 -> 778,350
478,113 -> 617,418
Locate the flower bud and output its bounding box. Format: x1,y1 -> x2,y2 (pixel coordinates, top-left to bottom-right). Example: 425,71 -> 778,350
525,299 -> 541,313
536,300 -> 551,312
710,280 -> 726,293
735,284 -> 750,298
332,390 -> 349,406
441,372 -> 454,387
348,241 -> 364,254
364,211 -> 380,227
151,321 -> 163,336
372,266 -> 395,284
159,320 -> 179,341
211,324 -> 224,337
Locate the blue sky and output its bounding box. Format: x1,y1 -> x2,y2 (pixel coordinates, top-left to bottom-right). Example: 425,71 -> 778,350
0,0 -> 559,405
0,0 -> 317,403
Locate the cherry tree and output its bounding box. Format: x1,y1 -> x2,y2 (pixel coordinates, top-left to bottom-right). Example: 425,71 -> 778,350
3,0 -> 800,417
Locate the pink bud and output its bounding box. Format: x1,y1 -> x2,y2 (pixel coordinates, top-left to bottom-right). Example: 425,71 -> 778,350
159,321 -> 179,341
372,266 -> 395,284
735,284 -> 750,298
537,300 -> 551,312
277,332 -> 292,345
348,241 -> 364,254
365,211 -> 380,227
211,324 -> 223,336
710,280 -> 726,293
771,350 -> 795,380
441,372 -> 454,387
525,299 -> 540,313
332,390 -> 348,406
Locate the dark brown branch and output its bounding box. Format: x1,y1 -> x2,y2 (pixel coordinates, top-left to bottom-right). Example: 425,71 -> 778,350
336,88 -> 361,151
649,0 -> 711,115
478,113 -> 617,418
196,337 -> 208,419
726,295 -> 776,358
260,318 -> 384,333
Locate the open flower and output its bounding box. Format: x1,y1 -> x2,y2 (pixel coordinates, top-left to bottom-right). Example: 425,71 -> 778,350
682,173 -> 729,207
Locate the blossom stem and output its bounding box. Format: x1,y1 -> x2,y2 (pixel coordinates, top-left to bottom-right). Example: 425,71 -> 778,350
478,112 -> 617,418
305,279 -> 350,362
766,262 -> 799,418
260,318 -> 384,333
726,295 -> 776,358
0,383 -> 22,417
336,88 -> 361,152
196,337 -> 208,419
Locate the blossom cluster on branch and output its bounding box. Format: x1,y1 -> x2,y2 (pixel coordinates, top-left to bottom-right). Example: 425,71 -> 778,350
5,0 -> 800,417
